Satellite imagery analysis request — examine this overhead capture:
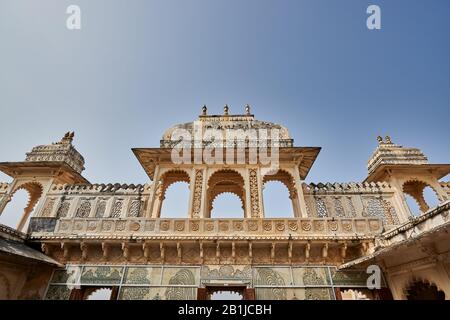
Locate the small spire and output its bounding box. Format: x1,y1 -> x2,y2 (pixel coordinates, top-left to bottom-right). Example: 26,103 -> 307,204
385,135 -> 392,144
224,104 -> 229,116
202,105 -> 207,116
245,104 -> 251,115
61,131 -> 74,144
377,136 -> 383,144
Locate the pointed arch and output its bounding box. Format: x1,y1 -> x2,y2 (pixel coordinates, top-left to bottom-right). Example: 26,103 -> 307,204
402,179 -> 440,215
157,169 -> 191,218
263,169 -> 297,217
206,169 -> 245,218
0,181 -> 43,232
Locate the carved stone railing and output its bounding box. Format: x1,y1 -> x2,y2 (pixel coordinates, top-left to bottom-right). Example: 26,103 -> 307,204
29,217 -> 383,240
302,182 -> 400,226
38,183 -> 152,219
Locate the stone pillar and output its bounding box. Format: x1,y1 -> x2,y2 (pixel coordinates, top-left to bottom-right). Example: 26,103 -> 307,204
390,177 -> 415,222
200,167 -> 209,218
189,168 -> 205,218
246,168 -> 262,218
146,164 -> 161,218
428,181 -> 449,202
293,165 -> 308,218
257,167 -> 265,218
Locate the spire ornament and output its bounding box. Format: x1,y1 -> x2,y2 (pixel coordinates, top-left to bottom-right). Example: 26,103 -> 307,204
245,104 -> 251,115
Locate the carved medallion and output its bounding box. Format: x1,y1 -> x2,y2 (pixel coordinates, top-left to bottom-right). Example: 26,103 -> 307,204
263,221 -> 272,232
129,222 -> 140,231
233,221 -> 244,231
205,222 -> 214,231
87,221 -> 97,231
288,221 -> 298,231
190,221 -> 199,231
314,221 -> 325,231
275,221 -> 285,232
328,221 -> 338,232
341,221 -> 352,232
160,220 -> 170,231
219,221 -> 229,232
145,221 -> 155,231
301,221 -> 312,231
102,221 -> 112,231
116,220 -> 126,231
175,221 -> 185,232
247,220 -> 258,231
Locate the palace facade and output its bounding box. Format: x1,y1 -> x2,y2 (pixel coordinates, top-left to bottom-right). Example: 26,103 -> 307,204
0,107 -> 449,300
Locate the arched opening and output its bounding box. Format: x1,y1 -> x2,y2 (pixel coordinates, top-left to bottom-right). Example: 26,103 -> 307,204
207,170 -> 245,218
210,290 -> 243,300
340,289 -> 375,300
406,280 -> 445,300
0,182 -> 43,232
156,170 -> 190,218
263,181 -> 294,218
210,192 -> 244,218
160,181 -> 190,218
263,170 -> 297,218
423,186 -> 439,209
402,180 -> 440,216
85,288 -> 113,300
405,194 -> 421,217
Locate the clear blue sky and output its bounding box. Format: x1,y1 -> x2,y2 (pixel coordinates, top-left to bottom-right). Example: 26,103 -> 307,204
0,0 -> 449,223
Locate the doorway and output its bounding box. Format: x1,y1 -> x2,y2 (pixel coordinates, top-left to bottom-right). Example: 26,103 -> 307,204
198,285 -> 255,300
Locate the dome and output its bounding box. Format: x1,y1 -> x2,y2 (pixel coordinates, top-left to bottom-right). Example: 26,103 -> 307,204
160,107 -> 292,148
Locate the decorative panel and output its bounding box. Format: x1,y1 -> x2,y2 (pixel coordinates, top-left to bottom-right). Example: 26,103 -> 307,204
80,266 -> 123,285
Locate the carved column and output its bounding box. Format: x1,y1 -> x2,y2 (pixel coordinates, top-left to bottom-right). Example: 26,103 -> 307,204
293,165 -> 308,218
146,164 -> 161,218
390,177 -> 415,222
189,168 -> 204,218
247,168 -> 262,218
201,167 -> 209,218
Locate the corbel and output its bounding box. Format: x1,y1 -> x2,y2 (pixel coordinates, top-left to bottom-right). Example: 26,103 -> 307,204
142,242 -> 150,262
41,243 -> 51,255
216,242 -> 220,263
102,242 -> 110,260
288,241 -> 293,264
271,242 -> 276,264
61,242 -> 70,260
232,241 -> 236,263
122,242 -> 129,261
177,242 -> 182,264
199,241 -> 204,264
160,242 -> 165,263
322,243 -> 329,261
305,241 -> 311,263
80,242 -> 88,261
340,242 -> 347,263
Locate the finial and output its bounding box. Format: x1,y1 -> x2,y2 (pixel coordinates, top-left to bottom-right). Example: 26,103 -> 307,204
61,131 -> 74,144
224,104 -> 229,116
377,136 -> 383,144
202,105 -> 207,116
385,135 -> 392,144
245,104 -> 251,115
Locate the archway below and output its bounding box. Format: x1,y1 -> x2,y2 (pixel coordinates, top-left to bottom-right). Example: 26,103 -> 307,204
210,193 -> 244,218
263,181 -> 294,218
0,189 -> 30,229
160,181 -> 190,218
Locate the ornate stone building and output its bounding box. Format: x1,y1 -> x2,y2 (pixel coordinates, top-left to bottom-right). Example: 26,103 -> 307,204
0,107 -> 449,300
